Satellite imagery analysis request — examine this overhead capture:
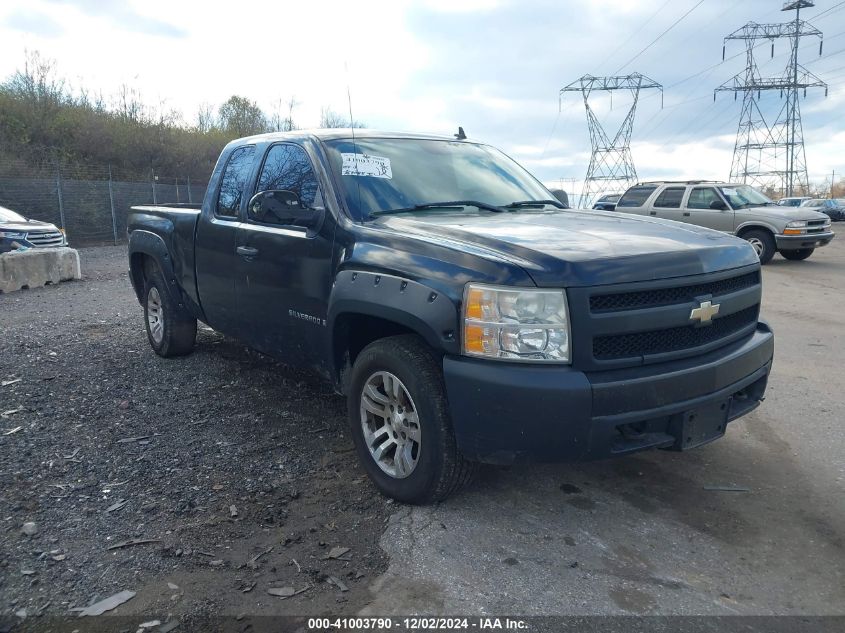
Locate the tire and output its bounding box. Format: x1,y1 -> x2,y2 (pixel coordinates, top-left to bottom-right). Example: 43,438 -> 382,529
741,229 -> 776,265
780,248 -> 814,261
143,265 -> 197,357
347,335 -> 477,504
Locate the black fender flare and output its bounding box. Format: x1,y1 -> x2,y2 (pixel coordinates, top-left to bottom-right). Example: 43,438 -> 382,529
327,270 -> 461,372
127,230 -> 180,306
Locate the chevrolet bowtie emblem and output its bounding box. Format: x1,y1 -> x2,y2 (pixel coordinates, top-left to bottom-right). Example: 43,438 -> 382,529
690,300 -> 720,324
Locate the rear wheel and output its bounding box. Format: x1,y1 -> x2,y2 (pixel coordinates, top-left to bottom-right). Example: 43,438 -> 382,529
780,248 -> 814,261
348,335 -> 476,504
143,266 -> 197,357
741,229 -> 776,265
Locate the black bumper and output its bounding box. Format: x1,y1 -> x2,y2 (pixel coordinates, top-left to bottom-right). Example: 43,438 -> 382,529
443,323 -> 774,464
775,232 -> 834,250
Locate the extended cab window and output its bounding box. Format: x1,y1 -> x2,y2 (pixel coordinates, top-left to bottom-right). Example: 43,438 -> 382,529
216,145 -> 256,217
256,144 -> 321,210
687,187 -> 722,210
616,185 -> 657,208
654,187 -> 685,208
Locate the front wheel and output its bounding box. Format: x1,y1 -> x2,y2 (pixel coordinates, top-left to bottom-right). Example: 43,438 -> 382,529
741,229 -> 776,265
780,248 -> 814,261
348,335 -> 476,504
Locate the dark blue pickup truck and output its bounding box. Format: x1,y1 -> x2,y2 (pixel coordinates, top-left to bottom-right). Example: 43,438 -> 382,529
127,130 -> 774,503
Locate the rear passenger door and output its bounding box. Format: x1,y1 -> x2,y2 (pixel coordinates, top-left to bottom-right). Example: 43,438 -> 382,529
650,186 -> 686,222
195,144 -> 256,335
686,187 -> 734,232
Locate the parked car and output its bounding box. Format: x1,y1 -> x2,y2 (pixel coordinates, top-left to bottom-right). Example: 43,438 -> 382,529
127,131 -> 774,503
776,196 -> 812,207
0,205 -> 67,253
592,193 -> 622,211
615,181 -> 834,263
800,198 -> 845,221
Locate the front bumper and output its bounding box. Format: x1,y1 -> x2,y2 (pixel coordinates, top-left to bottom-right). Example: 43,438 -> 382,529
775,231 -> 834,250
443,323 -> 774,464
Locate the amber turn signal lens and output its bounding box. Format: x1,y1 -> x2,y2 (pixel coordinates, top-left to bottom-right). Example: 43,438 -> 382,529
463,323 -> 486,354
465,287 -> 484,320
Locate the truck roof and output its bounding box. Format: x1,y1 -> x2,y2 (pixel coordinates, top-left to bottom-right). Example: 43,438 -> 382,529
234,129 -> 462,146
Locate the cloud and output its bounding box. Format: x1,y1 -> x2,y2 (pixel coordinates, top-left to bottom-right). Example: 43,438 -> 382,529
4,9 -> 64,38
44,0 -> 186,38
0,0 -> 839,189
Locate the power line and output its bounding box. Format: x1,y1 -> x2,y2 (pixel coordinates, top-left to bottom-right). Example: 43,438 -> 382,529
813,0 -> 845,19
614,0 -> 707,74
596,0 -> 674,74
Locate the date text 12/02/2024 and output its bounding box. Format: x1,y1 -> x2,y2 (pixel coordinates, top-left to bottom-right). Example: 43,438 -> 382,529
306,618 -> 528,630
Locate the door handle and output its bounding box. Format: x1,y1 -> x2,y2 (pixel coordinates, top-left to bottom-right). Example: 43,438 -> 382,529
236,246 -> 259,258
649,211 -> 657,216
683,212 -> 691,217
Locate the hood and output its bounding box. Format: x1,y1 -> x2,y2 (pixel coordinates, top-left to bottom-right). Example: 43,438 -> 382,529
0,218 -> 56,232
739,205 -> 830,222
374,209 -> 759,287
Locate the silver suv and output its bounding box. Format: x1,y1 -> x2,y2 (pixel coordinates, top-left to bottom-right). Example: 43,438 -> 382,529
615,181 -> 834,263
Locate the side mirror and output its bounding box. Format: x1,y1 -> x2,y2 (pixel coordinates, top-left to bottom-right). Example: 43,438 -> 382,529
550,189 -> 570,208
710,199 -> 728,210
248,190 -> 318,228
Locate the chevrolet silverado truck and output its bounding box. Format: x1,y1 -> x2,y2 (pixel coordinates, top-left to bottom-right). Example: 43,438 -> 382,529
127,130 -> 774,503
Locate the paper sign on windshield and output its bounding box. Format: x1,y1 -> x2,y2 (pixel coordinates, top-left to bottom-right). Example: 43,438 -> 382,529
341,153 -> 392,179
722,188 -> 738,196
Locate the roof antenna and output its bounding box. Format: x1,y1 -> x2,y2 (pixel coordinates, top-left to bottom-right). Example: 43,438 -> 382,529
345,61 -> 363,219
454,126 -> 467,140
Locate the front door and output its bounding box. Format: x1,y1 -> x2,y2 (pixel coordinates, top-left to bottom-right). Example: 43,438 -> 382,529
686,186 -> 734,232
235,143 -> 335,369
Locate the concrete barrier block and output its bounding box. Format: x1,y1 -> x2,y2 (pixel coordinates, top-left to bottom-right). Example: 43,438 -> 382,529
0,247 -> 82,293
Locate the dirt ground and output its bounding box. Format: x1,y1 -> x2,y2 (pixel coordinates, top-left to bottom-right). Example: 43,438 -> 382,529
0,246 -> 389,629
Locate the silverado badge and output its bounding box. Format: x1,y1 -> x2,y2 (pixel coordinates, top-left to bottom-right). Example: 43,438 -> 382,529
690,300 -> 720,324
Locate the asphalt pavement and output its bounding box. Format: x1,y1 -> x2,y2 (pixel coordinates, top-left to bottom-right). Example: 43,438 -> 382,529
364,241 -> 845,616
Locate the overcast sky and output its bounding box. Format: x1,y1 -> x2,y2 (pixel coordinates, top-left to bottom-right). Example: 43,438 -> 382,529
1,0 -> 844,195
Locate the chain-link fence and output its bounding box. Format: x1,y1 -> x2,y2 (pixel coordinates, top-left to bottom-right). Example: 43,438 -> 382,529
0,159 -> 208,246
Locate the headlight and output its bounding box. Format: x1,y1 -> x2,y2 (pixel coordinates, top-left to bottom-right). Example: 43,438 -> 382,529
462,283 -> 571,363
0,231 -> 27,239
785,220 -> 807,228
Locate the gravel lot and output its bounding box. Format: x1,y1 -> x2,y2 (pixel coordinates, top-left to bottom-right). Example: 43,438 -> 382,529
0,246 -> 389,628
2,241 -> 844,629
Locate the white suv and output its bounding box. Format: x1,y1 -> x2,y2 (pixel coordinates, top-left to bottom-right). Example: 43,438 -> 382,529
614,181 -> 834,263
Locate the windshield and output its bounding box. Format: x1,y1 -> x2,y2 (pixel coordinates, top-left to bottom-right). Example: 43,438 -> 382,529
835,199 -> 845,206
718,185 -> 773,208
0,205 -> 27,223
323,138 -> 553,220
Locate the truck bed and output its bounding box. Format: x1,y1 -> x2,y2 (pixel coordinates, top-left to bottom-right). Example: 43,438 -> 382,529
127,203 -> 203,313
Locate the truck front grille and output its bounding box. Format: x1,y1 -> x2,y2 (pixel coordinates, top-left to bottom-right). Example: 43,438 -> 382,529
567,266 -> 764,368
26,231 -> 64,247
589,271 -> 759,313
593,305 -> 759,360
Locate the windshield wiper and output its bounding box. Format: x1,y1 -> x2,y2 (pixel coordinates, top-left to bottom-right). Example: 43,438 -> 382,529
369,200 -> 505,218
503,199 -> 565,210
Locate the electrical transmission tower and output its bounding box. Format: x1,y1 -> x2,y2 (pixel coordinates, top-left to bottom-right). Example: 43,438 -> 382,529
716,1 -> 827,196
560,73 -> 662,207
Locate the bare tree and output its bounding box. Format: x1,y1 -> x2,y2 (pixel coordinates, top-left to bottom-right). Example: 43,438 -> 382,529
115,83 -> 146,124
268,95 -> 300,132
196,102 -> 216,133
319,106 -> 365,129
